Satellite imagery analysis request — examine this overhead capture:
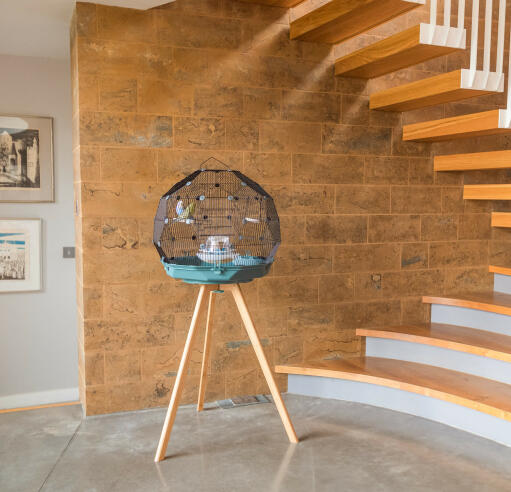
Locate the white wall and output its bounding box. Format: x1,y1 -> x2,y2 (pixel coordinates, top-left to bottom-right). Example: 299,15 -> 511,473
0,54 -> 77,408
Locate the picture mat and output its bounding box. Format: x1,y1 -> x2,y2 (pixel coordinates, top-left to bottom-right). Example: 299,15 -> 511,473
0,116 -> 53,202
0,230 -> 29,280
0,128 -> 40,189
0,219 -> 41,293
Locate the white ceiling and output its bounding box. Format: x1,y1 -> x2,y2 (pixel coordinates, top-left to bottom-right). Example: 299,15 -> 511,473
0,0 -> 170,60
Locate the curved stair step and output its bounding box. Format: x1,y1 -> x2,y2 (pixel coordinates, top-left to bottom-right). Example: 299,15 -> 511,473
435,150 -> 511,171
290,0 -> 424,44
276,357 -> 511,421
335,24 -> 462,79
423,292 -> 511,316
357,323 -> 511,363
371,69 -> 498,112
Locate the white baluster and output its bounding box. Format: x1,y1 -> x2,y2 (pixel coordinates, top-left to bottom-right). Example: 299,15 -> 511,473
483,0 -> 493,75
430,0 -> 438,25
496,0 -> 506,74
469,0 -> 480,85
444,0 -> 452,26
506,22 -> 511,126
457,0 -> 465,29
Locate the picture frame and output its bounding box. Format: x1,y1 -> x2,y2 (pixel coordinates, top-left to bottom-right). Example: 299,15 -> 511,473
0,219 -> 42,293
0,115 -> 54,202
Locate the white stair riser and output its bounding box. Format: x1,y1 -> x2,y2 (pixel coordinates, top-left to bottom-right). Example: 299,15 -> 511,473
287,375 -> 511,447
494,273 -> 511,294
431,304 -> 511,336
366,338 -> 511,384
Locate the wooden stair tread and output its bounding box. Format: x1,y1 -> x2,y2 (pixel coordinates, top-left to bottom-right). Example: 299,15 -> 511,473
403,109 -> 511,142
276,357 -> 511,421
290,0 -> 423,44
464,184 -> 511,200
435,150 -> 511,171
371,70 -> 495,112
335,25 -> 461,79
357,323 -> 511,362
238,0 -> 306,6
492,212 -> 511,228
490,265 -> 511,276
423,291 -> 511,316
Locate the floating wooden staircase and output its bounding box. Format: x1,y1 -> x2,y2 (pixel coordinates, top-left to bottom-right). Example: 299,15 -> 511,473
357,323 -> 511,363
403,109 -> 511,142
434,150 -> 511,171
276,357 -> 511,421
290,0 -> 424,44
245,0 -> 511,445
371,69 -> 497,111
492,212 -> 511,228
335,24 -> 463,79
464,184 -> 511,200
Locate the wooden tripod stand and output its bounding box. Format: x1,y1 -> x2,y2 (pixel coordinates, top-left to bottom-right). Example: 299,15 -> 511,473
154,283 -> 299,462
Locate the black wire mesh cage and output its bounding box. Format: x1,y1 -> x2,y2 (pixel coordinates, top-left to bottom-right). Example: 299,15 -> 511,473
153,158 -> 281,284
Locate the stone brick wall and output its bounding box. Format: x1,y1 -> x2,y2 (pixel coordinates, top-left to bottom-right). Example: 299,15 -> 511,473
71,0 -> 510,415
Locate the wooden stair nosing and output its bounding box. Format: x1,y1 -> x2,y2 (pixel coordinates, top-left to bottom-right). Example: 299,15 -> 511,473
290,0 -> 423,44
490,265 -> 511,276
492,212 -> 511,228
276,357 -> 511,422
370,69 -> 495,112
422,292 -> 511,316
464,184 -> 511,201
357,323 -> 511,363
402,109 -> 511,142
335,24 -> 460,79
435,150 -> 511,171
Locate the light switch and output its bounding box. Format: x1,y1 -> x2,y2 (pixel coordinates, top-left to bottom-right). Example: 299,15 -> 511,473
63,247 -> 75,259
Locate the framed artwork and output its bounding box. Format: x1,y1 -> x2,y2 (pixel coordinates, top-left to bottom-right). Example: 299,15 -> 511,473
0,115 -> 54,202
0,219 -> 42,293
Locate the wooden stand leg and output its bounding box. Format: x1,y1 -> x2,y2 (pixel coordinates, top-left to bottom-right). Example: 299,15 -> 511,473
227,284 -> 299,444
197,287 -> 218,412
154,284 -> 212,462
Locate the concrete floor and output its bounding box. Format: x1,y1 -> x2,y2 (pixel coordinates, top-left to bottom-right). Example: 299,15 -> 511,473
2,395 -> 511,492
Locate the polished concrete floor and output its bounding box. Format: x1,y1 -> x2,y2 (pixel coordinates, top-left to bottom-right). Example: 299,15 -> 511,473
2,394 -> 511,492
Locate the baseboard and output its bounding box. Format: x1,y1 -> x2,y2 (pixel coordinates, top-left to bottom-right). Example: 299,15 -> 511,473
0,387 -> 79,410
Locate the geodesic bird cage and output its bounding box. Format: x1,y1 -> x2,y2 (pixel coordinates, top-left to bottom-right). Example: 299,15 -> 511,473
153,158 -> 281,284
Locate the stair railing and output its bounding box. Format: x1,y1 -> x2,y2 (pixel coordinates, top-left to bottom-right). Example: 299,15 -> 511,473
464,0 -> 506,90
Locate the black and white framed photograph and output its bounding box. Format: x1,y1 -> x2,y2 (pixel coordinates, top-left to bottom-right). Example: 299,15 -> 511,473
0,115 -> 54,202
0,219 -> 41,293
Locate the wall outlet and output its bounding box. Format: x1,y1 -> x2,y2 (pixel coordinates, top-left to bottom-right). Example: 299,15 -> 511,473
63,247 -> 75,259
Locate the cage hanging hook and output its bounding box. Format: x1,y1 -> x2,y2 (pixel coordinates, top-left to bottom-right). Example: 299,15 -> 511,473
199,156 -> 232,172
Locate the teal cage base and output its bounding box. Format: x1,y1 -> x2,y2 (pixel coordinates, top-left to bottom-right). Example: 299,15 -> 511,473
162,257 -> 273,284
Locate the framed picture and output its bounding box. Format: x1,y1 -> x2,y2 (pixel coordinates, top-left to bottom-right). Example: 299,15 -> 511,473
0,219 -> 42,293
0,115 -> 54,202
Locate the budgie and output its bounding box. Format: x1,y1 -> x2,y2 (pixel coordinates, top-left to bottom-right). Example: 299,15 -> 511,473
175,200 -> 196,221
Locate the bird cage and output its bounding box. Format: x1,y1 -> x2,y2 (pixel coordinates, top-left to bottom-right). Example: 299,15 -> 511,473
153,158 -> 281,284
